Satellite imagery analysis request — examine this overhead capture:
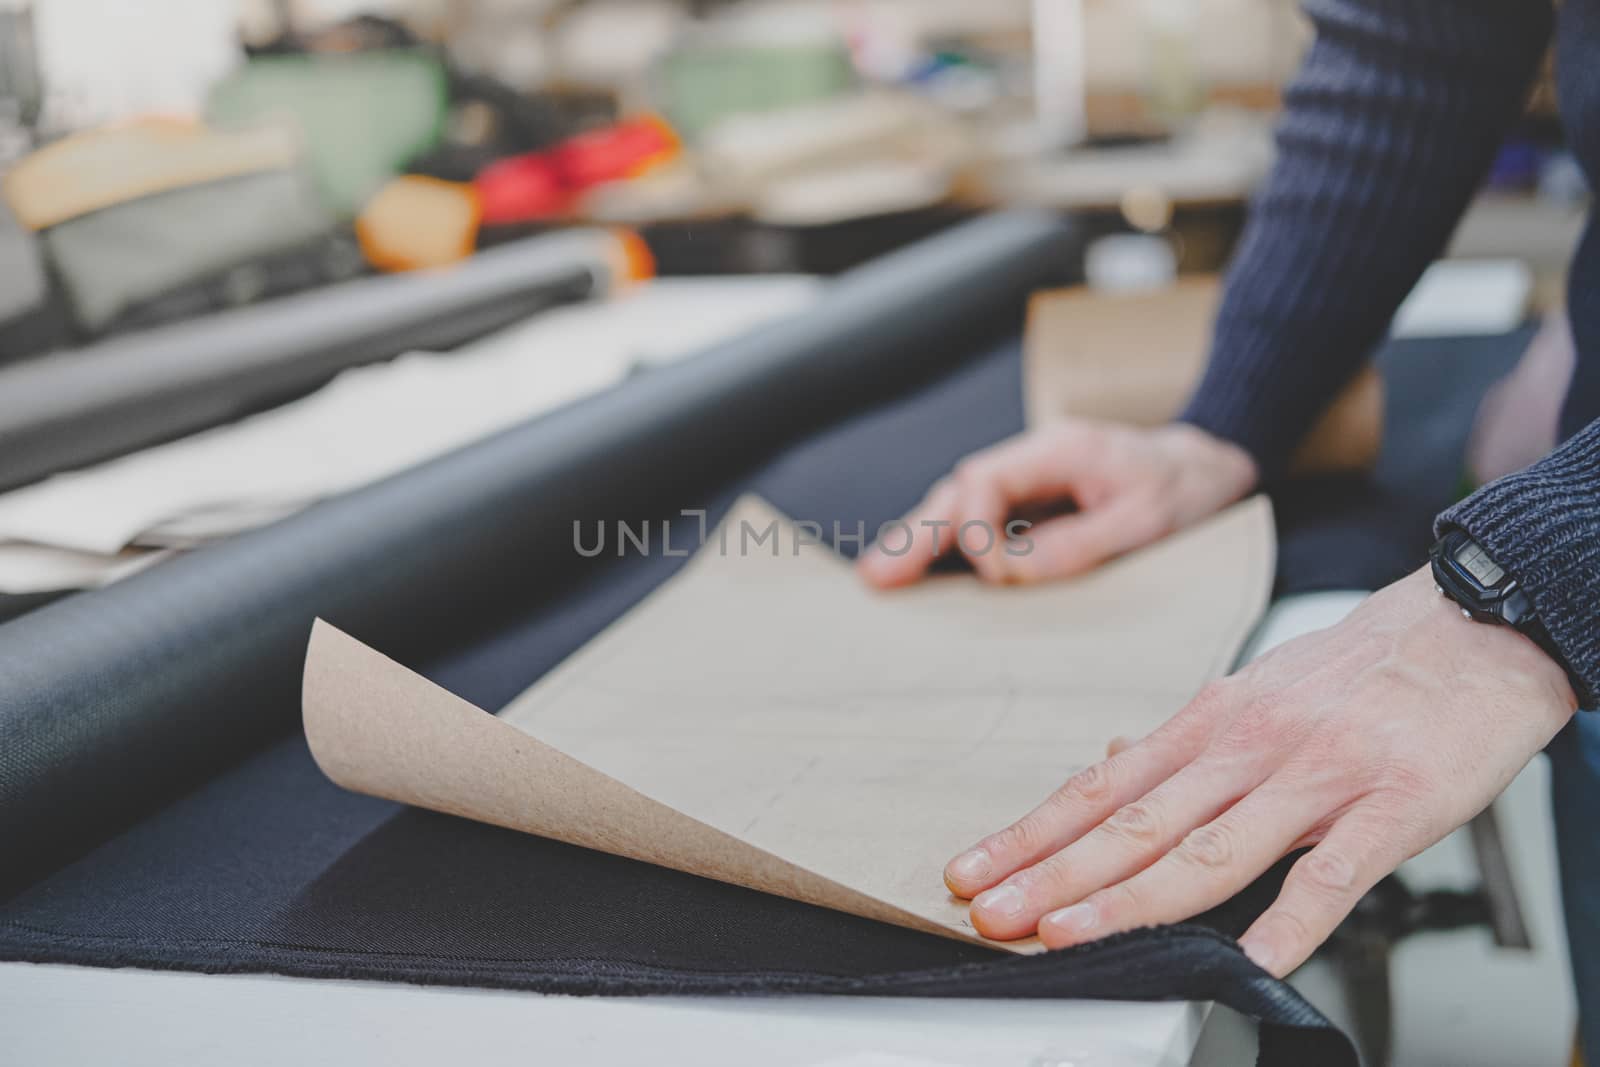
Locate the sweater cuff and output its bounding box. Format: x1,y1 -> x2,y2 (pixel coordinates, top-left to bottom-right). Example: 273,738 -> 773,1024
1436,421 -> 1600,707
1177,393 -> 1283,482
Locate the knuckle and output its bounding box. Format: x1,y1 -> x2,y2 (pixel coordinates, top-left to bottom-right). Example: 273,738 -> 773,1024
1214,696 -> 1280,751
1352,798 -> 1435,852
1366,760 -> 1436,803
1273,752 -> 1346,800
1296,847 -> 1359,898
1161,700 -> 1219,745
1046,421 -> 1085,447
989,815 -> 1047,857
1067,422 -> 1107,453
1021,854 -> 1074,896
953,456 -> 992,487
1101,800 -> 1165,849
1188,678 -> 1236,715
1127,495 -> 1178,542
1261,906 -> 1318,951
1096,881 -> 1144,923
1058,760 -> 1118,808
1177,822 -> 1239,873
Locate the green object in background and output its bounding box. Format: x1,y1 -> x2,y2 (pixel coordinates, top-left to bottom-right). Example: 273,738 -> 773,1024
208,51 -> 449,218
657,44 -> 855,140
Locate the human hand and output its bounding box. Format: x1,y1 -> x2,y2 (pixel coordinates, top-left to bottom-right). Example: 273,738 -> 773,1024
856,420 -> 1258,588
942,567 -> 1579,975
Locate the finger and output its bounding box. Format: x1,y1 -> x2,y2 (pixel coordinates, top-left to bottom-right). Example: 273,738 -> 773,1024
1033,775 -> 1325,949
970,750 -> 1268,940
856,480 -> 959,588
1236,808 -> 1412,977
944,703 -> 1216,899
998,496 -> 1167,584
950,431 -> 1098,583
952,457 -> 1015,584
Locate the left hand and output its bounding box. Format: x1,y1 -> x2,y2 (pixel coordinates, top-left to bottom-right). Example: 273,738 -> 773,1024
942,566 -> 1578,976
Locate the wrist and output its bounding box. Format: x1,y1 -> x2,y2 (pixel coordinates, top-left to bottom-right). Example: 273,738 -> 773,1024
1427,528 -> 1585,709
1401,566 -> 1580,714
1154,423 -> 1261,515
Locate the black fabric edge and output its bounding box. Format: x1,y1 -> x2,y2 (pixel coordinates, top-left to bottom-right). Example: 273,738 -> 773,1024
0,921 -> 1353,1065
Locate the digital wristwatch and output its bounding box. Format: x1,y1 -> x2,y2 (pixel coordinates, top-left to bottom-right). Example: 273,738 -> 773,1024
1429,528 -> 1574,690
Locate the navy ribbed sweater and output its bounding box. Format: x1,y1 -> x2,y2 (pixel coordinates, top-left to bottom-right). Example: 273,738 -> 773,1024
1180,0 -> 1600,704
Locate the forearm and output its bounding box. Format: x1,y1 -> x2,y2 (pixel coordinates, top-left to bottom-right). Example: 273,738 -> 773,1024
1438,420 -> 1600,706
1180,0 -> 1553,474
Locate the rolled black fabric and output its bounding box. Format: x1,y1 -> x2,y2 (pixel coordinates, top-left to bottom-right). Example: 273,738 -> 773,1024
0,229 -> 626,492
0,210 -> 1077,892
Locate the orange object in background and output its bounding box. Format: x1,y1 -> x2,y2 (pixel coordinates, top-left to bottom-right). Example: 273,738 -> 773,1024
356,175 -> 481,272
474,116 -> 679,226
608,226 -> 657,288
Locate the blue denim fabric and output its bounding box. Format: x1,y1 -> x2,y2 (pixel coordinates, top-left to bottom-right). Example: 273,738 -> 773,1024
1548,711 -> 1600,1055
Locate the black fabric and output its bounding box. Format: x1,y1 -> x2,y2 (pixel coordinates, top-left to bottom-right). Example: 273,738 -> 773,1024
0,338 -> 1352,1066
0,742 -> 1342,1060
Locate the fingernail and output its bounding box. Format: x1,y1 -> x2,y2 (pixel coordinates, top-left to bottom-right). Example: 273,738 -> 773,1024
948,849 -> 992,883
1043,901 -> 1097,937
973,883 -> 1025,919
1241,939 -> 1279,975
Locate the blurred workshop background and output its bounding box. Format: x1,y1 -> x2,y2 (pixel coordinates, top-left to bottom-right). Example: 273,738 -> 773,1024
2,0 -> 1583,342
0,0 -> 1309,350
0,3 -> 1589,1064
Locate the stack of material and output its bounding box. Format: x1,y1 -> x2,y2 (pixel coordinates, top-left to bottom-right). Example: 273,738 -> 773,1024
0,274 -> 822,595
2,119 -> 340,337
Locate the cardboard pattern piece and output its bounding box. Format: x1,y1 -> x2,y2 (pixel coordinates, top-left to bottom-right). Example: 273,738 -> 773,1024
304,495 -> 1274,953
1024,276 -> 1383,474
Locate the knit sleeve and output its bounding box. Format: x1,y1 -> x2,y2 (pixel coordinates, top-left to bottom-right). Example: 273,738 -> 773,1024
1179,0 -> 1553,475
1438,420 -> 1600,707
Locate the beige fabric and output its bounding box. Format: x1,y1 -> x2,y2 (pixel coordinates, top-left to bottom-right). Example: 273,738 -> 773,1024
2,119 -> 300,232
304,494 -> 1274,952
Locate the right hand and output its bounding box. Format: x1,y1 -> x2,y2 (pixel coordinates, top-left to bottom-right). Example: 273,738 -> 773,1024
856,420 -> 1259,588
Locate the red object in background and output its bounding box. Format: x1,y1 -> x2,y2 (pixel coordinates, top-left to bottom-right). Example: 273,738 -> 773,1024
551,116 -> 678,189
475,153 -> 570,226
473,116 -> 678,226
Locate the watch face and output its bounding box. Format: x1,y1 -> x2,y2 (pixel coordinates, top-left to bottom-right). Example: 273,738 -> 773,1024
1453,539 -> 1505,588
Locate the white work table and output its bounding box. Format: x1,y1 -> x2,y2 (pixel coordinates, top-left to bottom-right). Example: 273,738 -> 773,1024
1,966 -> 1246,1067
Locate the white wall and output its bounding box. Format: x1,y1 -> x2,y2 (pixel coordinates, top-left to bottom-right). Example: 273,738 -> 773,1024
28,0 -> 242,128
